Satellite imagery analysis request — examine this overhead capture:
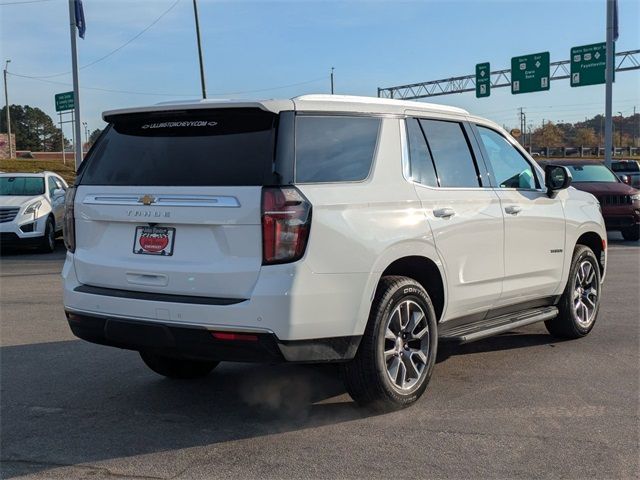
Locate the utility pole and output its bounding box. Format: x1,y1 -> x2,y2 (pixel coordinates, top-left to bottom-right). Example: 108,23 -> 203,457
604,0 -> 616,168
3,59 -> 12,159
634,105 -> 637,148
518,108 -> 526,146
192,0 -> 207,99
330,67 -> 335,94
59,112 -> 66,165
68,0 -> 83,170
617,111 -> 623,149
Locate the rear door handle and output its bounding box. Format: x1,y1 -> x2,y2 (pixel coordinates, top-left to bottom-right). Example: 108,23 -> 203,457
505,205 -> 522,215
433,208 -> 456,218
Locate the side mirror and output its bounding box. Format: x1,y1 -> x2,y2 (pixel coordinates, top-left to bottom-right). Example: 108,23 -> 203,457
544,164 -> 572,197
53,188 -> 65,198
618,174 -> 630,185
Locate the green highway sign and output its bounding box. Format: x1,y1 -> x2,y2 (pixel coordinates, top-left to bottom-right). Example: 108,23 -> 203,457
570,42 -> 611,87
511,51 -> 550,94
475,62 -> 490,98
55,91 -> 75,112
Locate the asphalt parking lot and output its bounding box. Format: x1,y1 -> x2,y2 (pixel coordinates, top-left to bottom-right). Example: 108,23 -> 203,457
1,234 -> 638,480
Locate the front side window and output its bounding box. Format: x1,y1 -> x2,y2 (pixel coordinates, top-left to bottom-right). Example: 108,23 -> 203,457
405,118 -> 438,187
419,119 -> 480,188
47,177 -> 58,197
477,126 -> 537,189
295,116 -> 380,183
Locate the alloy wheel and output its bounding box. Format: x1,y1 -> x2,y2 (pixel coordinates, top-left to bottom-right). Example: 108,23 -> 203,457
573,260 -> 598,327
383,300 -> 430,391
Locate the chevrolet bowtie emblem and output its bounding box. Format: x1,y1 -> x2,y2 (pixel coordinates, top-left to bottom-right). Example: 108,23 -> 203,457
138,194 -> 156,206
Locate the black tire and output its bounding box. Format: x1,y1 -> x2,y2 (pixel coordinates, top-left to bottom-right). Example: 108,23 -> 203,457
342,276 -> 438,411
545,245 -> 601,339
621,225 -> 640,241
38,217 -> 55,253
140,351 -> 219,379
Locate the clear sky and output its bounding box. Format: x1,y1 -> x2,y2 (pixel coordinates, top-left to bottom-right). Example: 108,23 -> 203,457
1,0 -> 639,137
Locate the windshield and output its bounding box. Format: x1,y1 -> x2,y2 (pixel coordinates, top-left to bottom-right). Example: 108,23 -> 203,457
0,177 -> 45,196
79,108 -> 277,186
567,164 -> 619,183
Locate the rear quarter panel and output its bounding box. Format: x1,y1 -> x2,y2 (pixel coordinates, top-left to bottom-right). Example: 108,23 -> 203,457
296,117 -> 443,337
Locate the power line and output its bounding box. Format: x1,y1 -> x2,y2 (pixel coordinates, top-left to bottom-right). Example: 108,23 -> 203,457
0,0 -> 54,5
7,71 -> 326,97
13,0 -> 182,79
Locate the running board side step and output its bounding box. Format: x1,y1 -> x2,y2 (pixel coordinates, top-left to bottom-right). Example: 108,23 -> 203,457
438,306 -> 559,344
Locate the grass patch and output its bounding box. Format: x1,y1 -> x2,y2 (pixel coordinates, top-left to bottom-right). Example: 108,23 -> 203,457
0,158 -> 76,184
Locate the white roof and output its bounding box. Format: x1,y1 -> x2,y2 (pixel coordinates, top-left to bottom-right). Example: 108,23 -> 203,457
102,94 -> 469,119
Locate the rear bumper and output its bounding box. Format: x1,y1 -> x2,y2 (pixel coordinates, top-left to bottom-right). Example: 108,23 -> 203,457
62,252 -> 371,341
66,310 -> 360,363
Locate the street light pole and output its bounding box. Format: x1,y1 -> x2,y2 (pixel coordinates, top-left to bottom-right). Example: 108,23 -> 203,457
82,121 -> 88,149
3,59 -> 13,159
192,0 -> 207,99
330,67 -> 334,94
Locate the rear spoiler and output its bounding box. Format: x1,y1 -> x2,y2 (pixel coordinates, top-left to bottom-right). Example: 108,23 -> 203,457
102,99 -> 294,122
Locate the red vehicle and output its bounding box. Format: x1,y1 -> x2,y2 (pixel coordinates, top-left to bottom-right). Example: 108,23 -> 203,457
550,161 -> 640,241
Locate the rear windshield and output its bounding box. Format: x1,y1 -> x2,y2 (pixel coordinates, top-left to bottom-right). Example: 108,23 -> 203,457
567,164 -> 618,183
79,109 -> 277,186
612,161 -> 640,172
0,177 -> 45,196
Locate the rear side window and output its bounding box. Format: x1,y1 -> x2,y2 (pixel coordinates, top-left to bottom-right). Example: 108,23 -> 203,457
295,116 -> 380,183
406,118 -> 438,187
79,109 -> 277,186
419,119 -> 480,188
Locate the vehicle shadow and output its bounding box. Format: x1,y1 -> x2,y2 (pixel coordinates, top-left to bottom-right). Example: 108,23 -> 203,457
1,327 -> 567,478
436,331 -> 563,363
0,239 -> 66,259
606,231 -> 640,248
0,339 -> 369,478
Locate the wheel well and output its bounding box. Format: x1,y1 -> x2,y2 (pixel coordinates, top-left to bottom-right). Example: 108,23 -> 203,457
576,231 -> 604,274
380,256 -> 445,321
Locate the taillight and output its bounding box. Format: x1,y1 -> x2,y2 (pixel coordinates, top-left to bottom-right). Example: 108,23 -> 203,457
261,186 -> 311,265
63,186 -> 76,252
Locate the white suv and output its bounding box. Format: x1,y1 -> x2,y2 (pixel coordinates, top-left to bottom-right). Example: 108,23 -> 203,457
1,171 -> 68,252
62,95 -> 606,409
